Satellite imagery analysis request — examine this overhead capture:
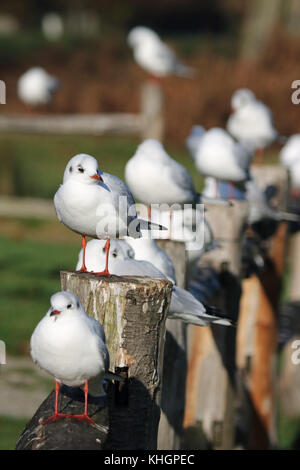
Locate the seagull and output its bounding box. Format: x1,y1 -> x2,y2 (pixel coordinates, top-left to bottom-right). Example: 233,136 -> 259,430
76,239 -> 236,327
127,26 -> 195,78
279,134 -> 300,169
30,291 -> 114,425
125,139 -> 231,211
191,127 -> 253,196
226,88 -> 278,154
54,153 -> 164,277
17,66 -> 59,106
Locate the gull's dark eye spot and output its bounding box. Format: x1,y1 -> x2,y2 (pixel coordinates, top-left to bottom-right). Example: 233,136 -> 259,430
69,166 -> 73,173
78,166 -> 84,173
112,252 -> 117,258
67,304 -> 72,309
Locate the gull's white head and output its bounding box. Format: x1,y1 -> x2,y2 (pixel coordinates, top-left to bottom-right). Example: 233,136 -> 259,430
231,88 -> 256,112
49,291 -> 83,319
127,26 -> 160,48
63,153 -> 103,184
135,139 -> 168,162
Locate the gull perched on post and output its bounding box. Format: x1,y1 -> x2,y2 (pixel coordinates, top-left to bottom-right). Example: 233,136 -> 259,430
125,139 -> 230,210
226,88 -> 279,154
18,66 -> 59,106
127,26 -> 195,79
30,291 -> 116,425
54,153 -> 164,277
190,127 -> 253,198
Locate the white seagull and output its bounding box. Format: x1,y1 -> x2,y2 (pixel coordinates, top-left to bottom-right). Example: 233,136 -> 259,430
226,88 -> 278,152
76,239 -> 236,327
54,153 -> 164,276
18,66 -> 59,106
125,139 -> 230,209
192,127 -> 252,194
279,134 -> 300,169
127,26 -> 195,78
30,291 -> 112,425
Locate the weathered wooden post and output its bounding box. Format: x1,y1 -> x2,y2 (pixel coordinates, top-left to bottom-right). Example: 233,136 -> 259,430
16,272 -> 173,450
236,165 -> 288,449
140,81 -> 165,141
156,240 -> 187,450
183,201 -> 248,449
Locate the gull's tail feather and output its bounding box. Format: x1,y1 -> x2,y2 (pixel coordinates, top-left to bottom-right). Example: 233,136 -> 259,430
204,304 -> 237,327
138,219 -> 168,231
278,211 -> 300,222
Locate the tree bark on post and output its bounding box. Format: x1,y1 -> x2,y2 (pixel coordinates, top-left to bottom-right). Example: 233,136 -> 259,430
16,272 -> 173,450
156,240 -> 187,449
183,201 -> 248,449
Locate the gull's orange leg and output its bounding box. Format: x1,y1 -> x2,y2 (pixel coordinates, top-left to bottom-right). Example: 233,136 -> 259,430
76,236 -> 88,273
72,381 -> 95,425
95,237 -> 111,277
42,381 -> 74,425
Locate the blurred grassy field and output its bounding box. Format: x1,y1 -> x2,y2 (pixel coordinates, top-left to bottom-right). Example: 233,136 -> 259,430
0,133 -> 203,198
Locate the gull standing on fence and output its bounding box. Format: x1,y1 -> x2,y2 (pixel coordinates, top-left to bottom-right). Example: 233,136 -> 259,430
30,291 -> 117,425
125,139 -> 231,215
17,66 -> 60,106
190,127 -> 253,197
226,88 -> 279,157
76,239 -> 236,327
54,153 -> 164,276
127,26 -> 195,78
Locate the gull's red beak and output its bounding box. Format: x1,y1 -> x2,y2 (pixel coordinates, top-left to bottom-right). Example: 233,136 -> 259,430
50,309 -> 61,316
91,173 -> 103,182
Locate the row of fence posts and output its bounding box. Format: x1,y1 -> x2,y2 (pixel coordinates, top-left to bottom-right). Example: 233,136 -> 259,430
5,82 -> 297,450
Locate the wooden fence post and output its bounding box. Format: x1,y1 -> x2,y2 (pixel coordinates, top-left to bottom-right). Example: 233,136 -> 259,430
16,272 -> 173,450
183,201 -> 248,449
156,240 -> 187,450
236,165 -> 289,449
140,81 -> 165,141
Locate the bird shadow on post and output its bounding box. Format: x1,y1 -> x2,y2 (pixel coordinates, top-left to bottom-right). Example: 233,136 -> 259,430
16,272 -> 173,450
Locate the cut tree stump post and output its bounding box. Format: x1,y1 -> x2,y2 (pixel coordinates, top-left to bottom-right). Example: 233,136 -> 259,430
16,272 -> 173,451
183,201 -> 248,449
236,165 -> 289,449
156,240 -> 187,449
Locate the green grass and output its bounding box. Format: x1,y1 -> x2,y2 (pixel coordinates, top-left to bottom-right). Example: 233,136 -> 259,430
0,415 -> 29,450
0,133 -> 202,199
0,235 -> 79,355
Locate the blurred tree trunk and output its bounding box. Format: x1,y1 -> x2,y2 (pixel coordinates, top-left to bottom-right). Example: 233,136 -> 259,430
240,0 -> 282,61
285,0 -> 300,35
